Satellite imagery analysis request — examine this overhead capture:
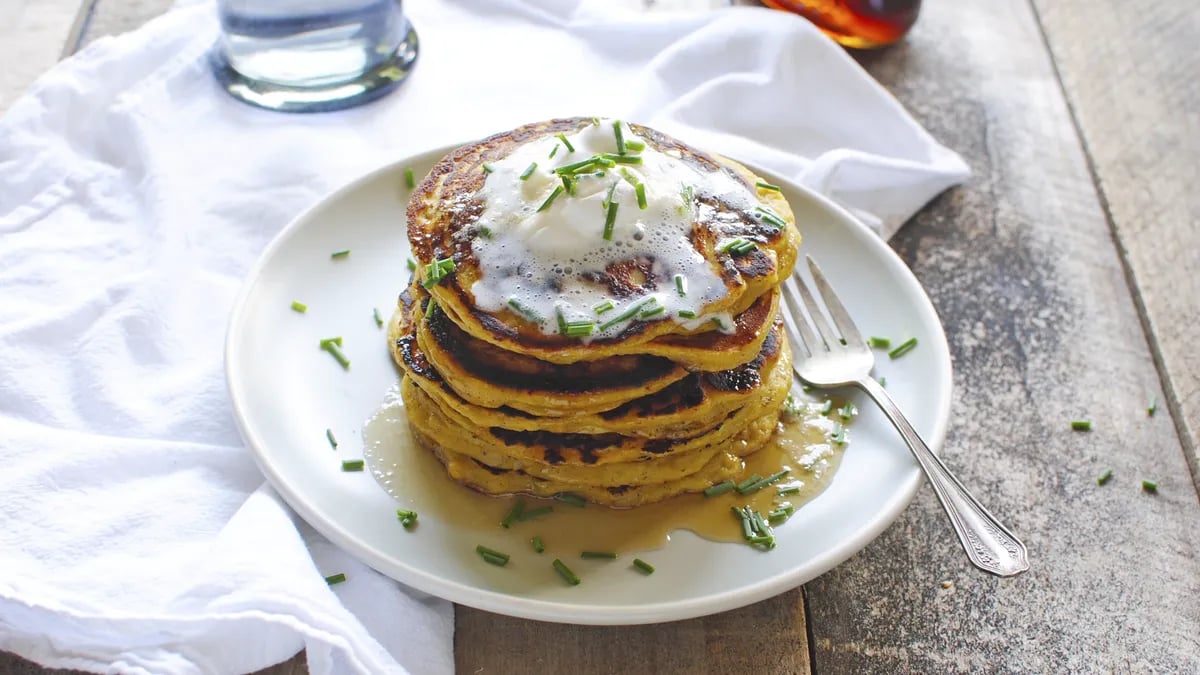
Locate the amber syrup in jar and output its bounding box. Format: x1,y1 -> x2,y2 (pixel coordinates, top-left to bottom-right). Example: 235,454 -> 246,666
762,0 -> 921,49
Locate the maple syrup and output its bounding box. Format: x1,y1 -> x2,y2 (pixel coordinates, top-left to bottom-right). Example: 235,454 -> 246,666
763,0 -> 921,49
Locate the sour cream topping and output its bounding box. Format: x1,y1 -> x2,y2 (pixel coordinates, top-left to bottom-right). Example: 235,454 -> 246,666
468,120 -> 761,338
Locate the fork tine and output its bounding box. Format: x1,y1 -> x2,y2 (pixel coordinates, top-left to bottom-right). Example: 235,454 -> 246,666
806,255 -> 866,349
786,274 -> 840,349
779,281 -> 817,358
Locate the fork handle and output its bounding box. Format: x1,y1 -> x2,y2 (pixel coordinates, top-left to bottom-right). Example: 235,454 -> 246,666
856,377 -> 1030,577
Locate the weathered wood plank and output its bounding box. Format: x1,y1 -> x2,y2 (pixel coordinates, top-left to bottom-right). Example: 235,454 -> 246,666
802,0 -> 1200,671
1030,0 -> 1200,489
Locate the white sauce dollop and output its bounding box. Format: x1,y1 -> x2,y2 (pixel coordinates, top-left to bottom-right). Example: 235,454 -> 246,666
468,120 -> 759,338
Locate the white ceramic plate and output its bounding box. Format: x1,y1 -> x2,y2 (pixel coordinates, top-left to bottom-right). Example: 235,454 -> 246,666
225,145 -> 952,625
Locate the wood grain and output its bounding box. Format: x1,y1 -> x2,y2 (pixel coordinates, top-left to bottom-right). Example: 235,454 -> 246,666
802,0 -> 1200,671
1030,0 -> 1200,489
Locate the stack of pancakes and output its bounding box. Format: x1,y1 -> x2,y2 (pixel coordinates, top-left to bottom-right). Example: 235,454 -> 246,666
390,118 -> 800,507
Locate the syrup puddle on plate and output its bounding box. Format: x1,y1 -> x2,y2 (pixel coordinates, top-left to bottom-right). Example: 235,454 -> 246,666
363,385 -> 847,556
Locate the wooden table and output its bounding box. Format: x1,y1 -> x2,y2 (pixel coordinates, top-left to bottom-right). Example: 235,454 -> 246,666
4,0 -> 1198,672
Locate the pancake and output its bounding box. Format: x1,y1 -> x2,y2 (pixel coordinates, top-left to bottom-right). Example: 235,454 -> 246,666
407,117 -> 800,365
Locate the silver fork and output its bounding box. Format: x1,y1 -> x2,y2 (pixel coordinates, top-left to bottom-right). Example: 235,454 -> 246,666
782,255 -> 1029,577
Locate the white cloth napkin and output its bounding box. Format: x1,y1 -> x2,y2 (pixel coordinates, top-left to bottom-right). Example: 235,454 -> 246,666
0,1 -> 968,673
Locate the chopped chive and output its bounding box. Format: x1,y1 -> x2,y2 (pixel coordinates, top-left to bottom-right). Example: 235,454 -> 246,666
625,139 -> 646,152
612,120 -> 626,155
321,340 -> 351,370
520,162 -> 538,180
1096,469 -> 1113,486
602,201 -> 619,241
421,257 -> 455,288
341,459 -> 364,472
678,309 -> 697,319
738,469 -> 790,494
1147,398 -> 1157,416
290,301 -> 308,314
619,168 -> 639,188
837,402 -> 857,420
554,492 -> 587,508
580,551 -> 618,560
516,506 -> 554,522
406,257 -> 416,271
319,336 -> 343,348
331,249 -> 351,259
531,536 -> 545,553
1141,480 -> 1158,492
591,117 -> 601,127
830,425 -> 847,445
396,509 -> 418,529
537,185 -> 564,212
768,504 -> 795,524
424,297 -> 438,319
888,337 -> 918,359
704,481 -> 735,497
549,144 -> 560,159
634,183 -> 647,209
734,506 -> 754,539
507,297 -> 540,322
373,307 -> 384,328
501,499 -> 526,528
818,399 -> 833,414
325,428 -> 338,449
681,185 -> 695,211
632,558 -> 655,574
603,182 -> 617,211
675,274 -> 687,296
879,376 -> 887,387
555,156 -> 607,175
324,573 -> 347,585
735,474 -> 762,493
754,206 -> 787,229
869,336 -> 891,349
556,306 -> 568,335
756,180 -> 782,192
593,300 -> 614,314
1071,420 -> 1092,431
598,299 -> 652,332
478,225 -> 492,239
777,485 -> 801,496
553,558 -> 581,585
556,133 -> 575,153
640,303 -> 665,319
602,153 -> 643,165
564,321 -> 596,338
711,316 -> 728,331
720,238 -> 757,256
404,168 -> 415,189
476,545 -> 510,566
482,163 -> 494,173
562,174 -> 578,195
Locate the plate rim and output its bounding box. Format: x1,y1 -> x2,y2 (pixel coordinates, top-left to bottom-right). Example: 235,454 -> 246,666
225,145 -> 951,625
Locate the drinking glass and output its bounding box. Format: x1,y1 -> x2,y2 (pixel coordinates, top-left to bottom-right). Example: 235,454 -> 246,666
762,0 -> 921,49
210,0 -> 419,113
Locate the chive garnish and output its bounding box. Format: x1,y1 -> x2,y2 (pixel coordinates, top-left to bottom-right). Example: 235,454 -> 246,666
681,185 -> 695,212
720,238 -> 757,256
554,492 -> 587,508
625,139 -> 646,152
553,558 -> 581,585
341,459 -> 364,471
482,163 -> 494,173
424,297 -> 438,319
290,301 -> 307,313
324,573 -> 347,585
507,297 -> 541,322
404,168 -> 415,189
1096,469 -> 1113,486
612,120 -> 626,155
818,399 -> 833,414
406,257 -> 416,271
711,316 -> 728,331
556,133 -> 575,153
501,499 -> 526,528
635,183 -> 647,209
756,180 -> 782,192
735,474 -> 762,493
704,481 -> 735,497
537,185 -> 564,212
598,299 -> 652,332
888,337 -> 918,359
373,307 -> 384,327
754,206 -> 787,229
830,426 -> 847,445
632,558 -> 655,575
734,506 -> 754,539
396,509 -> 418,529
331,249 -> 351,259
476,545 -> 510,566
837,402 -> 857,420
593,300 -> 614,314
516,506 -> 554,522
678,309 -> 697,319
321,339 -> 351,370
602,201 -> 619,241
555,155 -> 611,175
581,551 -> 618,560
675,274 -> 687,296
777,485 -> 801,497
591,117 -> 601,127
478,225 -> 492,239
562,174 -> 578,195
564,321 -> 595,338
602,182 -> 617,211
1142,480 -> 1158,492
738,469 -> 790,494
602,153 -> 643,165
879,376 -> 887,387
520,162 -> 538,180
1147,398 -> 1157,416
531,536 -> 545,553
640,303 -> 665,319
421,257 -> 456,288
869,336 -> 891,349
1071,420 -> 1092,431
733,506 -> 776,550
768,504 -> 795,525
325,428 -> 338,449
549,144 -> 560,159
